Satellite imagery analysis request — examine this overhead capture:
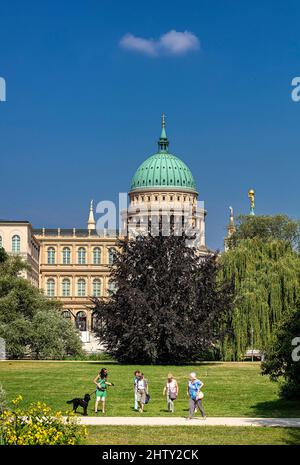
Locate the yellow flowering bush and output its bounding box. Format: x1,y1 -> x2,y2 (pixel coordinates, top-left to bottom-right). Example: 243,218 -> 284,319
0,396 -> 87,445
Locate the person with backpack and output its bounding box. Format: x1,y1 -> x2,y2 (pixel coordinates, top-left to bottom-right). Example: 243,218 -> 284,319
186,372 -> 206,420
133,370 -> 141,411
163,373 -> 178,413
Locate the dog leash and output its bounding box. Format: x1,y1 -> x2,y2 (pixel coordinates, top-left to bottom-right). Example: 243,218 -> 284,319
88,384 -> 115,397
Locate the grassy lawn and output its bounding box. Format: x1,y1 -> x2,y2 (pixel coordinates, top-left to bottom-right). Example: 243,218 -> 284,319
84,425 -> 300,445
0,361 -> 300,417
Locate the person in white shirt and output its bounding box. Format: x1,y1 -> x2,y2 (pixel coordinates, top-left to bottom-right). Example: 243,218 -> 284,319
133,370 -> 141,411
137,373 -> 148,413
163,373 -> 179,413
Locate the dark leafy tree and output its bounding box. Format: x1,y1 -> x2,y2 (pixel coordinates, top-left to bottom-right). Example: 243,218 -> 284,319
92,235 -> 233,364
262,306 -> 300,399
0,247 -> 8,264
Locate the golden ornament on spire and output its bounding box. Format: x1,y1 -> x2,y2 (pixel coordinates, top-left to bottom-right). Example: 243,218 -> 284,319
248,189 -> 255,208
248,189 -> 255,215
229,206 -> 234,226
162,112 -> 166,128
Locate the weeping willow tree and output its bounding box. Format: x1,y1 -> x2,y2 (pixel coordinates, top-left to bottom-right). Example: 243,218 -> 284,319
219,238 -> 300,360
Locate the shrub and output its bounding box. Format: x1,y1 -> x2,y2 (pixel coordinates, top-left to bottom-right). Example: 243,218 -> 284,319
0,396 -> 87,445
62,351 -> 114,361
262,307 -> 300,399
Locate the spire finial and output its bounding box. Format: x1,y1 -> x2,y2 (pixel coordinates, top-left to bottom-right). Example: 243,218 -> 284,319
248,189 -> 255,216
228,206 -> 235,236
224,206 -> 236,251
158,113 -> 169,152
88,199 -> 96,230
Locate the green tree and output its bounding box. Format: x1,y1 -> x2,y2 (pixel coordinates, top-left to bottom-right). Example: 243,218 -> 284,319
92,235 -> 233,364
262,307 -> 300,399
0,255 -> 82,359
229,214 -> 300,250
221,227 -> 300,360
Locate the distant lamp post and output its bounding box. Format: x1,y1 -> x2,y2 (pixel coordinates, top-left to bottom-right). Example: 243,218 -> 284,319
0,337 -> 6,360
251,327 -> 254,362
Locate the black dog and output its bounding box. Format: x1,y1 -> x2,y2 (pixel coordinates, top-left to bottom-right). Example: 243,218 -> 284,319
66,393 -> 91,416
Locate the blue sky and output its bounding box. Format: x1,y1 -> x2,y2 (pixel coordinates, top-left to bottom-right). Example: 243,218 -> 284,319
0,0 -> 300,250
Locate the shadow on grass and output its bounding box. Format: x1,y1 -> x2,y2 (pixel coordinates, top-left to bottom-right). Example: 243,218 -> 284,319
82,361 -> 227,367
74,411 -> 88,416
283,428 -> 300,445
250,399 -> 300,418
83,361 -> 118,366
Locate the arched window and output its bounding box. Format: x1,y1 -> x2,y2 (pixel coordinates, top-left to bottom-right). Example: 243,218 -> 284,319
108,248 -> 116,265
62,278 -> 71,297
77,247 -> 86,265
62,310 -> 71,320
93,278 -> 101,297
62,247 -> 71,265
12,235 -> 20,253
77,278 -> 86,297
47,247 -> 55,264
47,278 -> 55,297
76,311 -> 87,331
108,279 -> 117,296
93,247 -> 101,265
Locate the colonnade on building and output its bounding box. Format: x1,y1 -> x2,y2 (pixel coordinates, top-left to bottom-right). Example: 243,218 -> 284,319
123,189 -> 206,249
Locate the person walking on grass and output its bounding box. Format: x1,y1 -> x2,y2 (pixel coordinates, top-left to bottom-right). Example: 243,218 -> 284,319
163,373 -> 178,413
93,368 -> 114,414
133,370 -> 141,411
137,372 -> 148,413
187,372 -> 206,420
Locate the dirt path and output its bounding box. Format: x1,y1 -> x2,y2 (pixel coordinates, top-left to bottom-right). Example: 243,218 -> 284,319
74,416 -> 300,427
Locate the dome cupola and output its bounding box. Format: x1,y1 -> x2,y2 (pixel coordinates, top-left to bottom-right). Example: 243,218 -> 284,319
130,115 -> 197,194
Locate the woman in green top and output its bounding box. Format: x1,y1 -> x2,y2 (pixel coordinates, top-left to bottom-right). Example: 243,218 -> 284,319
93,368 -> 114,414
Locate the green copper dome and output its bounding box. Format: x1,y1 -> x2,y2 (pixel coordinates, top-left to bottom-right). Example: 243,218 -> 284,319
130,117 -> 197,193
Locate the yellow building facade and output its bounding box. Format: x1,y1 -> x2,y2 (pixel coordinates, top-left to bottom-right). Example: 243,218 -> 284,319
34,215 -> 118,350
0,220 -> 40,286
